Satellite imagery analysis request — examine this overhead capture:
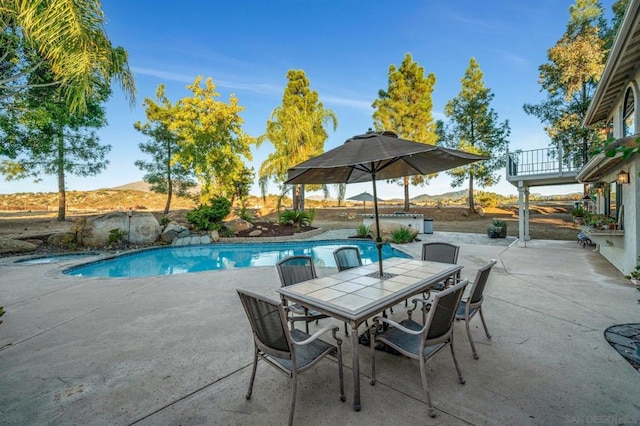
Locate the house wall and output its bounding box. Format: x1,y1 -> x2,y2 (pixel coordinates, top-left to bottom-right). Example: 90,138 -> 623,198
595,161 -> 638,275
597,75 -> 640,275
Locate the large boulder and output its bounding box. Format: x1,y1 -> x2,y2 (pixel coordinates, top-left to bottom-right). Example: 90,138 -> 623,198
0,238 -> 38,255
224,218 -> 253,234
47,233 -> 76,246
81,212 -> 160,248
160,222 -> 188,244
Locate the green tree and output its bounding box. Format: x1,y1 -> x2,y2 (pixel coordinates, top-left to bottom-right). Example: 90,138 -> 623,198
0,55 -> 111,221
168,76 -> 255,203
523,0 -> 608,166
229,164 -> 254,206
0,0 -> 136,113
134,85 -> 196,215
258,69 -> 337,211
372,53 -> 438,212
438,57 -> 510,212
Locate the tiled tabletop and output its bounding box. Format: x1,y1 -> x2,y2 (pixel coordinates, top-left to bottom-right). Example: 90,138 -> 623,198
278,257 -> 461,323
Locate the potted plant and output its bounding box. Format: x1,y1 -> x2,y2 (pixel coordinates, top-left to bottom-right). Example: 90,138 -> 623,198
626,256 -> 640,286
492,219 -> 507,238
487,225 -> 501,239
571,206 -> 585,225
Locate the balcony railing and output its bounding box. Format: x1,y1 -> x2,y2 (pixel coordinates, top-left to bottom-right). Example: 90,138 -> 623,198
507,147 -> 585,178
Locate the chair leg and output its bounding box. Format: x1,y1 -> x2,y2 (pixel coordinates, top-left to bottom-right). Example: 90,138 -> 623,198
465,317 -> 479,360
246,347 -> 259,399
419,358 -> 436,418
289,370 -> 297,426
479,308 -> 491,339
449,335 -> 465,384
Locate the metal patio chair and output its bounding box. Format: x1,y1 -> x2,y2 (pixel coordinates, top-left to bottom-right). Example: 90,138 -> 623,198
237,289 -> 345,426
422,242 -> 460,290
369,279 -> 469,418
404,242 -> 461,308
455,259 -> 497,359
333,246 -> 363,271
276,255 -> 348,335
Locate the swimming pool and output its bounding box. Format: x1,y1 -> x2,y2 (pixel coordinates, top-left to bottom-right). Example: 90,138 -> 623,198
63,240 -> 411,278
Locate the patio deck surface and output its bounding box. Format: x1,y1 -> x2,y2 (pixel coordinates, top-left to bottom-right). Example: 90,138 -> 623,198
1,233 -> 639,425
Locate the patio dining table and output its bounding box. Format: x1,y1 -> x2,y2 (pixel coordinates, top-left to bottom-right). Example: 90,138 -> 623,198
277,257 -> 463,411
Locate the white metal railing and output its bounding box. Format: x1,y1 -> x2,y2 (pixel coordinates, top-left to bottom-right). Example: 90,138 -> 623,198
507,146 -> 584,178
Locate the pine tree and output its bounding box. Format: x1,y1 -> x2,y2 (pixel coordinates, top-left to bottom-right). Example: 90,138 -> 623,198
372,53 -> 437,211
438,58 -> 510,212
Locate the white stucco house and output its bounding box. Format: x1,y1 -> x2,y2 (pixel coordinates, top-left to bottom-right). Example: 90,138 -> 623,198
577,0 -> 640,276
507,0 -> 640,277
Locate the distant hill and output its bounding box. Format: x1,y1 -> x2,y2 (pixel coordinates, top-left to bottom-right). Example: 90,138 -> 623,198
410,190 -> 469,203
110,181 -> 152,192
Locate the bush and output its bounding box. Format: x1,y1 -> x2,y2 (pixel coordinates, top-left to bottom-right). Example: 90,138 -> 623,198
355,224 -> 371,238
278,209 -> 314,227
492,218 -> 506,228
237,206 -> 254,223
186,197 -> 232,230
108,228 -> 127,244
390,226 -> 418,243
570,207 -> 585,217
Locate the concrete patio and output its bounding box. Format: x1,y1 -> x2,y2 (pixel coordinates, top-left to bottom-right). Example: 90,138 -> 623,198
1,233 -> 639,425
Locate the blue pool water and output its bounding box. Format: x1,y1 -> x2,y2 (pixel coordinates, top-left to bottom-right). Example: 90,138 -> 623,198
63,240 -> 411,278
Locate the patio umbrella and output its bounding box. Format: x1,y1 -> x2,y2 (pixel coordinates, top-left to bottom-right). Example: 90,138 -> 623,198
347,191 -> 383,212
285,131 -> 487,278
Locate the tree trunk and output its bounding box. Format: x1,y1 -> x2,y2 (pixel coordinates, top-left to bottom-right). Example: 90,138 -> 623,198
57,134 -> 66,221
164,184 -> 172,215
468,171 -> 475,213
403,176 -> 410,212
291,185 -> 298,210
299,185 -> 305,211
164,153 -> 172,215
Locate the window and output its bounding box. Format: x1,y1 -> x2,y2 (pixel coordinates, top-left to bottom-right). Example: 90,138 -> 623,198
623,88 -> 635,137
605,181 -> 621,221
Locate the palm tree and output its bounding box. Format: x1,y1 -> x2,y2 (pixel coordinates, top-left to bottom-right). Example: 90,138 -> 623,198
258,90 -> 337,210
0,0 -> 136,112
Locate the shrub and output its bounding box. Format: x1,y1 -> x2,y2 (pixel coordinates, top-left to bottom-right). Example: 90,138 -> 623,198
237,205 -> 254,223
492,218 -> 506,228
186,197 -> 232,230
278,209 -> 314,227
159,216 -> 171,227
108,228 -> 127,244
570,207 -> 585,217
355,224 -> 371,238
390,226 -> 418,243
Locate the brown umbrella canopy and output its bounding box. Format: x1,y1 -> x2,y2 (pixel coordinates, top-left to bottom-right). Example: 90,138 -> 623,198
285,131 -> 487,278
286,131 -> 487,185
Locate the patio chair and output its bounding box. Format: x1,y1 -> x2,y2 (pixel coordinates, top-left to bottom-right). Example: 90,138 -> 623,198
276,255 -> 348,335
455,259 -> 497,359
404,241 -> 460,307
237,289 -> 345,426
369,279 -> 469,418
333,246 -> 362,271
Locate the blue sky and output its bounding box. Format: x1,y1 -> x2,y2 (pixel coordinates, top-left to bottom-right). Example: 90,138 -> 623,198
0,0 -> 617,199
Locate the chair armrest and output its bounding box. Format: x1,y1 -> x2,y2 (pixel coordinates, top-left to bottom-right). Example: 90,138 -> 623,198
291,325 -> 342,346
407,298 -> 433,322
372,316 -> 423,336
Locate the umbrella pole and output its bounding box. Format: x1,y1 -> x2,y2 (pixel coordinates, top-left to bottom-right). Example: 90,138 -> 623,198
371,175 -> 384,277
